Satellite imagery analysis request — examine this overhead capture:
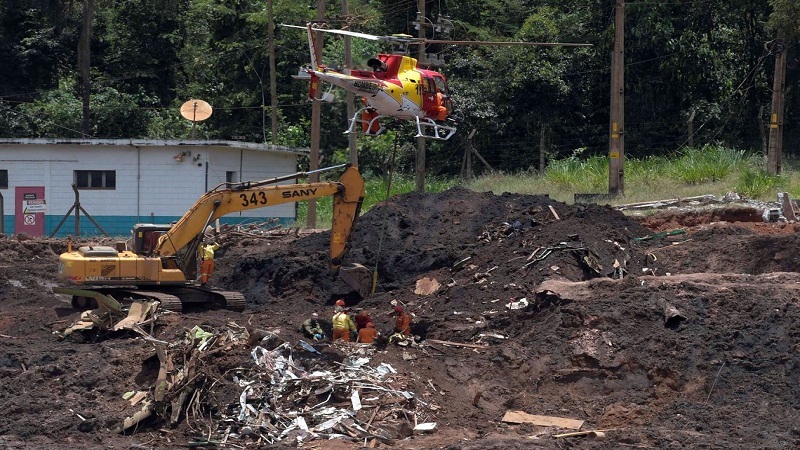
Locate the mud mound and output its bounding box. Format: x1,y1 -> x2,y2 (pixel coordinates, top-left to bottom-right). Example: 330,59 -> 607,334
218,188 -> 659,312
2,187 -> 800,449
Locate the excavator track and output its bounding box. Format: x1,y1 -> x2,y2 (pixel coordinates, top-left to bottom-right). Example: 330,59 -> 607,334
58,286 -> 246,313
212,290 -> 247,312
128,290 -> 184,313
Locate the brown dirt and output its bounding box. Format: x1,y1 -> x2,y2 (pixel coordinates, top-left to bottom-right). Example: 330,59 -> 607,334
2,190 -> 800,449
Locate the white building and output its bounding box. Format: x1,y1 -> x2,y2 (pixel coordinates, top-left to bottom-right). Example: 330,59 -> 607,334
0,139 -> 309,237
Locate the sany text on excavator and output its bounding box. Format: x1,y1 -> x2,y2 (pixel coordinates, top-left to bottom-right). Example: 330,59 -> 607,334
55,164 -> 370,312
283,23 -> 591,141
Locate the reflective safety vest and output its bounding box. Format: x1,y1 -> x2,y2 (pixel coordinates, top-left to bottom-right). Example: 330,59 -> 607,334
201,243 -> 220,260
332,312 -> 355,331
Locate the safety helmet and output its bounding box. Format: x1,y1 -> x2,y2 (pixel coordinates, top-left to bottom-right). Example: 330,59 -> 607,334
335,298 -> 345,306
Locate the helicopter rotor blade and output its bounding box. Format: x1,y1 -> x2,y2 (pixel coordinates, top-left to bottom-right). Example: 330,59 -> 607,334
423,39 -> 592,47
281,23 -> 592,48
280,23 -> 383,41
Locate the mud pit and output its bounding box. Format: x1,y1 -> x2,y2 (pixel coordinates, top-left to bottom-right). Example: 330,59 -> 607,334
1,190 -> 800,449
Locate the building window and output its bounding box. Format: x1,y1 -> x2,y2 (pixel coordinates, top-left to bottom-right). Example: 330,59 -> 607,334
226,171 -> 238,183
0,170 -> 7,189
74,170 -> 116,189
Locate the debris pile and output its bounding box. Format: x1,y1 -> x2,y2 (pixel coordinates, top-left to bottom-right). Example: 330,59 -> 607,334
5,187 -> 800,449
109,322 -> 434,448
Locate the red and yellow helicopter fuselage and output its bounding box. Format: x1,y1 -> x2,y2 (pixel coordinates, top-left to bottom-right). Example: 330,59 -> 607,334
299,23 -> 456,140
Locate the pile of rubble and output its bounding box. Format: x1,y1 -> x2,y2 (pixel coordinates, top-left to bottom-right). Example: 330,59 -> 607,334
66,309 -> 438,448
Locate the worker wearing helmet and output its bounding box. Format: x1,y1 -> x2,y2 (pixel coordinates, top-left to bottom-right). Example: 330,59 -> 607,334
332,306 -> 356,342
199,241 -> 220,287
301,312 -> 326,341
355,309 -> 373,331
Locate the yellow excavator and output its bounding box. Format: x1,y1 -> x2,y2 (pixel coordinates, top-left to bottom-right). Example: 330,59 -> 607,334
55,164 -> 370,312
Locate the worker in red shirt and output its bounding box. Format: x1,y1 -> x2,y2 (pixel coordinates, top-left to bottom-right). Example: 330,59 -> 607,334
357,322 -> 379,344
355,309 -> 372,331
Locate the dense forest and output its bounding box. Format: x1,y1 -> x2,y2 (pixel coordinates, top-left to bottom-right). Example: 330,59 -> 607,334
1,0 -> 799,177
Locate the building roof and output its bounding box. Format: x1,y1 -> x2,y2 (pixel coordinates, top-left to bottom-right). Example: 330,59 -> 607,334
0,138 -> 309,155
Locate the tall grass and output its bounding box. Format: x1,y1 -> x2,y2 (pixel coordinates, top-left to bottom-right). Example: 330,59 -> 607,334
542,154 -> 608,192
464,145 -> 794,204
667,145 -> 751,184
293,144 -> 797,227
735,168 -> 787,198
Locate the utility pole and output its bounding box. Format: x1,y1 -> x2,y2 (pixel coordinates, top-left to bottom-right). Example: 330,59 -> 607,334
308,0 -> 325,228
767,38 -> 786,176
268,0 -> 279,145
539,124 -> 547,172
415,0 -> 426,193
78,0 -> 95,137
343,0 -> 358,166
608,0 -> 625,195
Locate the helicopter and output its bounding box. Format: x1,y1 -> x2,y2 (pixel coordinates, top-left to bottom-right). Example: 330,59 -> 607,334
283,22 -> 591,141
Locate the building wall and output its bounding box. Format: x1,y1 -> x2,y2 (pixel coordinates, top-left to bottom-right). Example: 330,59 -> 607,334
0,141 -> 304,237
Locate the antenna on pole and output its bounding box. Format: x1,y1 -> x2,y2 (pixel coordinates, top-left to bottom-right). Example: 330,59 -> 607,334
180,99 -> 213,139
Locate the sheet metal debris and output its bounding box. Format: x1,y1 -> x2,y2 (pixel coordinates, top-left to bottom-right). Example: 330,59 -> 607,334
113,323 -> 433,447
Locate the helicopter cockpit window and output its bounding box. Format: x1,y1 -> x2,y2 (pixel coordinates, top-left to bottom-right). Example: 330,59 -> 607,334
423,78 -> 436,94
434,77 -> 449,95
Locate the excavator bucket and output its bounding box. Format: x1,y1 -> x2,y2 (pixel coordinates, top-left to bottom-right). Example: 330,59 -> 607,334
339,263 -> 373,299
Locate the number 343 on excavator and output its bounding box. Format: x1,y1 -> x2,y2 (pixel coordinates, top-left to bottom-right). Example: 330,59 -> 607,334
54,164 -> 373,312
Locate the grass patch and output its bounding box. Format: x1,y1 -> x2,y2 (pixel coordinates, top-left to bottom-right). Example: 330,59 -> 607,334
667,145 -> 751,184
293,144 -> 799,227
735,169 -> 787,198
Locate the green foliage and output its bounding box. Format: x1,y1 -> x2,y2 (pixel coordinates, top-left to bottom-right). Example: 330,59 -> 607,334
735,168 -> 786,198
15,80 -> 159,138
542,152 -> 608,192
16,84 -> 83,137
667,145 -> 751,184
1,0 -> 799,179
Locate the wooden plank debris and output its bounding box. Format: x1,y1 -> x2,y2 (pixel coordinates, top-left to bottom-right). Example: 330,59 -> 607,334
425,339 -> 489,350
548,205 -> 561,220
554,429 -> 611,438
501,410 -> 584,429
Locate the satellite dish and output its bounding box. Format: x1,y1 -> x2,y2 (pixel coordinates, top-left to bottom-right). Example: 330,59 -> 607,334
180,99 -> 213,122
180,99 -> 212,140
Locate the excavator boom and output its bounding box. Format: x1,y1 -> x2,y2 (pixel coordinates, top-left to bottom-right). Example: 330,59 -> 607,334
56,165 -> 368,311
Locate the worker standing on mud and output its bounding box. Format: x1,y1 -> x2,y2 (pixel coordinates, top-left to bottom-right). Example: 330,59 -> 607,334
300,312 -> 326,341
331,306 -> 356,342
199,241 -> 220,287
358,322 -> 379,344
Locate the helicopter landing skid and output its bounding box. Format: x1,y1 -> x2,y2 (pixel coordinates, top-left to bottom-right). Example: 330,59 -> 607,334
414,116 -> 457,141
346,108 -> 456,141
346,107 -> 387,137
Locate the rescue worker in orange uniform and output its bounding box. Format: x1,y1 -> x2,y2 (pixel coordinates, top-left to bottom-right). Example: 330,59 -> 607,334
199,242 -> 220,287
358,322 -> 379,344
393,305 -> 411,336
331,306 -> 356,342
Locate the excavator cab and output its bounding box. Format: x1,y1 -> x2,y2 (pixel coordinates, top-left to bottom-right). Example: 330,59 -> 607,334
132,224 -> 170,256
